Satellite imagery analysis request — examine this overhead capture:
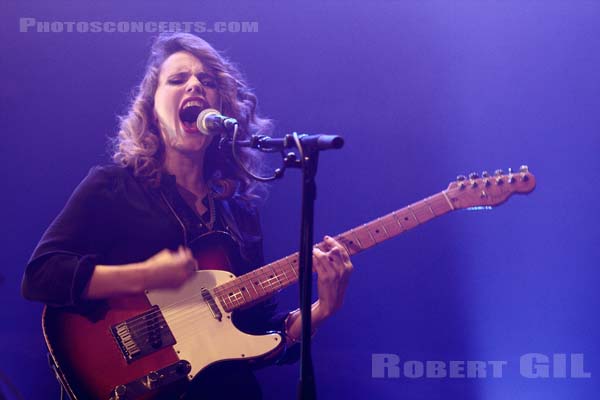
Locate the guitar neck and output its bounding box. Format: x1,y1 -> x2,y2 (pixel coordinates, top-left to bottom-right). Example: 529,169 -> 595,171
213,190 -> 455,312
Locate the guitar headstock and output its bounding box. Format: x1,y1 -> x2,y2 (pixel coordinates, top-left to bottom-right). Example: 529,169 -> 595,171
445,165 -> 536,210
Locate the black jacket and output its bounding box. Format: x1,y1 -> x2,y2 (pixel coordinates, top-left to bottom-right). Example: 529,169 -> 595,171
22,164 -> 298,362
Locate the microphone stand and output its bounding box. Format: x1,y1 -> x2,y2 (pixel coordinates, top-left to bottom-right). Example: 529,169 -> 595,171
223,131 -> 343,400
295,139 -> 318,400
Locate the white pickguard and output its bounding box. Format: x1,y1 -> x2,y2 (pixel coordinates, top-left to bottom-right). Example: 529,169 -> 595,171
145,270 -> 282,380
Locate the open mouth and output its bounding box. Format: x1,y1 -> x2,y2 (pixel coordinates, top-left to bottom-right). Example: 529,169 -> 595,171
179,98 -> 207,133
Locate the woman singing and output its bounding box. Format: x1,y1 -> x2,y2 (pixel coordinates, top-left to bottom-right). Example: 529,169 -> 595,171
22,32 -> 352,399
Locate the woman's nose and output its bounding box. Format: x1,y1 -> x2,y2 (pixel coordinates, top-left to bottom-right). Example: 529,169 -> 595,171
185,77 -> 205,95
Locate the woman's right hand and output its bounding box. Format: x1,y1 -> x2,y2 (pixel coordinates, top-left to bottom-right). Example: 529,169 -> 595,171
83,246 -> 198,299
143,246 -> 198,289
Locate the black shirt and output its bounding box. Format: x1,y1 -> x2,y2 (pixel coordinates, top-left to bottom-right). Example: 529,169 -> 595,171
22,165 -> 298,399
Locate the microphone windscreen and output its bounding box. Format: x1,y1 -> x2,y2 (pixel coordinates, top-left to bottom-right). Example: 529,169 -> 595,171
197,108 -> 221,136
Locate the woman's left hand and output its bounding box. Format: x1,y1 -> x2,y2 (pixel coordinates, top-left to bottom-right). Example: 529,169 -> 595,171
312,235 -> 354,319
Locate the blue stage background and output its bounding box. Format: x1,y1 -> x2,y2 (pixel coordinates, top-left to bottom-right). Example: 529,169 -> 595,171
2,1 -> 599,399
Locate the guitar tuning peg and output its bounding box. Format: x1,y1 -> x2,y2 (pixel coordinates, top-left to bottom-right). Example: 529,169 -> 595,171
468,172 -> 480,180
507,168 -> 516,183
481,171 -> 490,178
519,165 -> 530,181
456,174 -> 467,189
494,169 -> 504,176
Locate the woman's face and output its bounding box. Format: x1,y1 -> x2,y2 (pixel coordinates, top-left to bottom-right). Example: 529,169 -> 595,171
154,51 -> 220,154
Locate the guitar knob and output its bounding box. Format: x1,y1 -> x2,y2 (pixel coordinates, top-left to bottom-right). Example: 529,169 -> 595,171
114,385 -> 127,400
146,371 -> 160,389
481,171 -> 490,178
494,169 -> 504,176
520,165 -> 529,173
468,172 -> 479,180
456,175 -> 467,181
176,360 -> 192,375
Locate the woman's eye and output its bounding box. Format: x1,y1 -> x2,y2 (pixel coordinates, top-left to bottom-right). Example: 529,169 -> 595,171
168,79 -> 184,85
202,79 -> 217,88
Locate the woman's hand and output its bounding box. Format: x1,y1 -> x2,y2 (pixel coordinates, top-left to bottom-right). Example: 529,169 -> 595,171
83,246 -> 198,299
284,235 -> 353,344
312,235 -> 353,319
143,246 -> 198,289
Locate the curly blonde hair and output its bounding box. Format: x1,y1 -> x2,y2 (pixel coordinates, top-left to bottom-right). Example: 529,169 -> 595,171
112,33 -> 272,199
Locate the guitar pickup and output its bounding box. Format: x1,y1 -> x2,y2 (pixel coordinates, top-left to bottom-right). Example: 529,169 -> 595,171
201,287 -> 222,321
111,305 -> 177,363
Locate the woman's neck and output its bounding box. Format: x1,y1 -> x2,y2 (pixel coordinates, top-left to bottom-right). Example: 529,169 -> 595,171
163,147 -> 208,197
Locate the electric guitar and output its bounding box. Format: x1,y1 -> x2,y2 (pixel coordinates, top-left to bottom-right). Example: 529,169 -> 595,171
43,167 -> 536,399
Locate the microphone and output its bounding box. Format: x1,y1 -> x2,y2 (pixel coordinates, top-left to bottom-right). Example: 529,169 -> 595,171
197,108 -> 238,136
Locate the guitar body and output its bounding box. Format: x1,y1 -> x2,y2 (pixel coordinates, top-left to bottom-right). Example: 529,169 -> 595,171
43,232 -> 283,400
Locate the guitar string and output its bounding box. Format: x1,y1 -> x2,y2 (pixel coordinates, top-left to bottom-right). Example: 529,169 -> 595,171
125,275 -> 292,340
112,225 -> 396,335
112,209 -> 426,336
132,208 -> 458,353
122,205 -> 421,331
120,265 -> 292,331
122,272 -> 294,337
123,236 -> 349,340
118,251 -> 313,333
104,201 -> 448,362
115,214 -> 416,336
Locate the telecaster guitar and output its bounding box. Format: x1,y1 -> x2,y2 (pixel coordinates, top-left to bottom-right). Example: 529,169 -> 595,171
43,166 -> 536,399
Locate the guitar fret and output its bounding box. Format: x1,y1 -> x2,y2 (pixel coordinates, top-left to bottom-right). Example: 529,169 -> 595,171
259,269 -> 271,293
268,264 -> 283,290
261,276 -> 279,291
287,256 -> 299,278
379,214 -> 402,236
366,228 -> 376,244
392,211 -> 405,230
396,208 -> 418,230
247,273 -> 260,298
442,190 -> 455,210
228,290 -> 243,306
407,205 -> 420,223
239,278 -> 254,303
256,269 -> 270,292
228,290 -> 241,306
280,268 -> 290,285
337,231 -> 362,256
271,261 -> 287,286
366,218 -> 389,243
249,270 -> 267,297
380,222 -> 390,237
352,230 -> 363,248
430,194 -> 453,215
336,238 -> 351,256
426,202 -> 435,215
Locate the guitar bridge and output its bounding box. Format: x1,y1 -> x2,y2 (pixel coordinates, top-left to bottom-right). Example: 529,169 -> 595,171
111,305 -> 176,363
